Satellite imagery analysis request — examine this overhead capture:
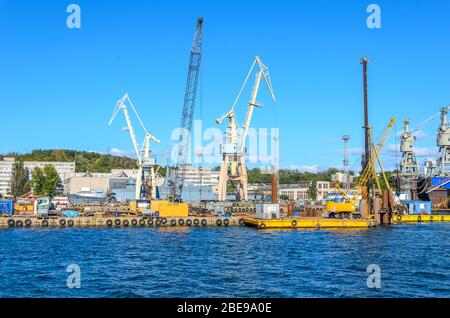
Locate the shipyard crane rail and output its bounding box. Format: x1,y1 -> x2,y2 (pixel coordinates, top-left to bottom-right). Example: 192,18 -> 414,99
170,18 -> 203,202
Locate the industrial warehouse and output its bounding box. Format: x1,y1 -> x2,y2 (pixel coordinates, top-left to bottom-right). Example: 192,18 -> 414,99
1,18 -> 450,231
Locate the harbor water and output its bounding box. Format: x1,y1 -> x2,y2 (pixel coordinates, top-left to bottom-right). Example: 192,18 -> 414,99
0,224 -> 449,298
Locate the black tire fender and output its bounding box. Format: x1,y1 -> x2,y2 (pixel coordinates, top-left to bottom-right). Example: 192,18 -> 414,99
25,219 -> 32,227
7,219 -> 15,227
223,218 -> 230,226
68,220 -> 74,227
216,219 -> 223,226
201,219 -> 208,226
59,219 -> 66,226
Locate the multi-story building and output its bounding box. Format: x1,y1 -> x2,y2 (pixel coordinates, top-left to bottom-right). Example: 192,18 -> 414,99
0,158 -> 15,195
24,161 -> 76,183
278,181 -> 331,201
0,157 -> 76,196
64,169 -> 165,200
177,165 -> 220,186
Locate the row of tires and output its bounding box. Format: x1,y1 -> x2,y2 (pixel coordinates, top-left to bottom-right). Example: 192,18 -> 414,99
5,218 -> 245,228
396,215 -> 447,222
7,219 -> 75,227
225,207 -> 255,213
106,218 -> 245,227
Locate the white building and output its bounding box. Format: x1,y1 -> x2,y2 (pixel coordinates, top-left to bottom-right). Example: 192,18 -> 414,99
279,181 -> 331,201
0,157 -> 76,196
0,158 -> 15,195
24,161 -> 76,183
177,165 -> 220,186
64,169 -> 165,196
331,172 -> 357,184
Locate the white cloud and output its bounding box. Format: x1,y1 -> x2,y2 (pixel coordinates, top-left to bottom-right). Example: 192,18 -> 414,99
396,129 -> 430,140
285,164 -> 319,173
385,143 -> 437,158
108,148 -> 136,158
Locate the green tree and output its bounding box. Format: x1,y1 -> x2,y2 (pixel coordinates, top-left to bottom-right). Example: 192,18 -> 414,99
42,165 -> 61,197
280,194 -> 289,201
307,181 -> 318,201
31,167 -> 45,195
10,160 -> 30,198
31,165 -> 61,197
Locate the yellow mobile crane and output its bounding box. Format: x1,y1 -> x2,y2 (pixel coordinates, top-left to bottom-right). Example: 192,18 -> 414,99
326,118 -> 396,218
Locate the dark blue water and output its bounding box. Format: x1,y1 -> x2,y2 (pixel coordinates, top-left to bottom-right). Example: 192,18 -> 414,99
0,224 -> 449,298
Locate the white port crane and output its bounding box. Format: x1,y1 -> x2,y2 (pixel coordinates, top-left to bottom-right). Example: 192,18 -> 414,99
436,106 -> 450,176
400,106 -> 450,177
109,93 -> 160,200
216,56 -> 276,201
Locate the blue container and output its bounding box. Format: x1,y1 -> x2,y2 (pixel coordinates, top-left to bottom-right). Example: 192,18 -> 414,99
403,200 -> 432,215
0,200 -> 14,216
431,177 -> 450,189
293,211 -> 300,217
63,210 -> 79,218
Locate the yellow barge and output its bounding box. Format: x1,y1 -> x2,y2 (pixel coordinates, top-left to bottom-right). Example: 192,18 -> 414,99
393,214 -> 450,223
243,217 -> 375,229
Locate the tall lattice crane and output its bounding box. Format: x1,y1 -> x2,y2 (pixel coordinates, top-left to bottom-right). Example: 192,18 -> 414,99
169,18 -> 203,202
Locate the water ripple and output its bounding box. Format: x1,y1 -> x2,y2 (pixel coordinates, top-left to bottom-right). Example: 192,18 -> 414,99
0,224 -> 449,297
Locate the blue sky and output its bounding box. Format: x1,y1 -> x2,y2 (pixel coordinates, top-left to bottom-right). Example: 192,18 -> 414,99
1,0 -> 450,172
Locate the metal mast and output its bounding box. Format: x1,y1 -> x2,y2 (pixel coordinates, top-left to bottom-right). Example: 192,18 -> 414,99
170,18 -> 203,201
342,135 -> 350,190
361,57 -> 370,172
360,57 -> 371,216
